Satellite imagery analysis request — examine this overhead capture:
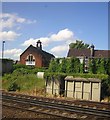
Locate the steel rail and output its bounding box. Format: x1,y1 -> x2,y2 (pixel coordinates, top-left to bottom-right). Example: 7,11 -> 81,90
2,103 -> 74,119
2,91 -> 110,107
2,94 -> 110,118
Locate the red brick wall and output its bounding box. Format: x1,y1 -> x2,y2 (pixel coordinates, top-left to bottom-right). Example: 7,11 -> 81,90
20,50 -> 43,67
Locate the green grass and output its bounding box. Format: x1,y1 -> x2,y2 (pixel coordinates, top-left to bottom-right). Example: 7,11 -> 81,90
2,73 -> 45,92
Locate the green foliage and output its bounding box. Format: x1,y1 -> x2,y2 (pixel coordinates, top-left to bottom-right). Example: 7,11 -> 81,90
59,58 -> 67,73
2,64 -> 47,91
101,75 -> 110,98
13,64 -> 35,70
48,57 -> 81,74
88,59 -> 97,74
2,67 -> 45,91
106,58 -> 110,75
69,40 -> 90,49
3,73 -> 45,91
80,63 -> 84,73
96,58 -> 106,74
44,72 -> 67,81
8,82 -> 20,91
44,72 -> 109,81
48,57 -> 110,75
88,58 -> 110,75
73,58 -> 80,73
48,59 -> 59,72
13,64 -> 47,74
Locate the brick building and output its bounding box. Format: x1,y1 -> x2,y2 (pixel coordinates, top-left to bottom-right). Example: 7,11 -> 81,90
67,45 -> 110,72
20,40 -> 55,67
67,45 -> 110,58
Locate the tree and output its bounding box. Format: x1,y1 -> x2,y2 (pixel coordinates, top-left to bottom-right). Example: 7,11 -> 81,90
88,58 -> 97,74
69,40 -> 90,49
106,58 -> 110,75
48,59 -> 59,72
66,58 -> 72,73
72,58 -> 80,73
59,58 -> 67,73
97,58 -> 106,74
80,61 -> 84,73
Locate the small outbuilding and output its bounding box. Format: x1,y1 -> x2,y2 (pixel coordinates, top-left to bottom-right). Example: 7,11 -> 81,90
65,76 -> 101,102
45,75 -> 101,101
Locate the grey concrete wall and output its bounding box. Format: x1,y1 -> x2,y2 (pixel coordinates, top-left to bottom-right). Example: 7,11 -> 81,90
92,82 -> 101,101
46,80 -> 60,95
83,82 -> 90,100
65,80 -> 101,102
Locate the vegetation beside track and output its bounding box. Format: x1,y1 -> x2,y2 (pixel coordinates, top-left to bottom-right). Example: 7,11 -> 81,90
2,64 -> 46,95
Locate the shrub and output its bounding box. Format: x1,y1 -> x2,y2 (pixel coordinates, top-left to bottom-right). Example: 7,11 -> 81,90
8,82 -> 20,91
44,72 -> 109,81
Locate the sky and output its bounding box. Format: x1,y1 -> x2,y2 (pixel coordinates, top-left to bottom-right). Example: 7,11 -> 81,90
0,2 -> 108,60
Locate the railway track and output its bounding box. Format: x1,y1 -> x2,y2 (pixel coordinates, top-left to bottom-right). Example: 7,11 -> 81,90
2,91 -> 110,110
2,96 -> 85,119
2,91 -> 110,119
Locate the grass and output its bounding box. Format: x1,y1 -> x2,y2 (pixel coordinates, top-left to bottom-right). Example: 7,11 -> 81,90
2,73 -> 45,92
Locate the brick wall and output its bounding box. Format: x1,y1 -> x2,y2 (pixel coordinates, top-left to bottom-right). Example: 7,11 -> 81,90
20,50 -> 43,67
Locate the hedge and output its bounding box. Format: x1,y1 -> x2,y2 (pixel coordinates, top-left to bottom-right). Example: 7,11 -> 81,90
48,58 -> 110,75
44,72 -> 109,81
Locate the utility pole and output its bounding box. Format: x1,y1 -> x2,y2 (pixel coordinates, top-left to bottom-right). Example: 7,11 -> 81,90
2,41 -> 5,59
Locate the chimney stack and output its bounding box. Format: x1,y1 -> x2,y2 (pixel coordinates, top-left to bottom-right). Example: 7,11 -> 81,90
90,44 -> 95,57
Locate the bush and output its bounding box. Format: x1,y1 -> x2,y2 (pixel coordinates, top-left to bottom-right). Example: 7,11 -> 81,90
44,72 -> 109,81
48,58 -> 110,75
2,72 -> 45,91
48,57 -> 81,73
8,82 -> 20,91
13,64 -> 35,71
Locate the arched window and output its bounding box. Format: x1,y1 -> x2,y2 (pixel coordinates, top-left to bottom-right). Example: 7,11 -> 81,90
26,54 -> 35,65
26,54 -> 35,61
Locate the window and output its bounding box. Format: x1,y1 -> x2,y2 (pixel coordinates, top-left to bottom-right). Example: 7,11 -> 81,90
26,54 -> 35,61
26,54 -> 35,65
84,57 -> 89,72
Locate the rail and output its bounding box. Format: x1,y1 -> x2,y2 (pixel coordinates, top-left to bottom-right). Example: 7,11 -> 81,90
2,92 -> 110,118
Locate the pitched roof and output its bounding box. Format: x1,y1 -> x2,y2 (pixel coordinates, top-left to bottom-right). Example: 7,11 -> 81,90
94,50 -> 110,58
67,48 -> 91,57
67,48 -> 110,58
20,45 -> 55,59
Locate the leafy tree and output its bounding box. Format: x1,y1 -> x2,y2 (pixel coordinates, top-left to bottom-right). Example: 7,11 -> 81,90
66,57 -> 75,73
89,58 -> 97,74
79,59 -> 84,73
66,58 -> 72,73
106,58 -> 110,75
97,58 -> 106,74
59,58 -> 67,73
69,40 -> 90,49
48,59 -> 59,72
74,58 -> 80,73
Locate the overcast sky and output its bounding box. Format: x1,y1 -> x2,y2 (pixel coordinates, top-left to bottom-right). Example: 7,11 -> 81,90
0,2 -> 108,60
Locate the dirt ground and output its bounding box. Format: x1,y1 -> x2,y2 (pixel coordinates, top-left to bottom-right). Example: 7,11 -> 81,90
2,105 -> 79,120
